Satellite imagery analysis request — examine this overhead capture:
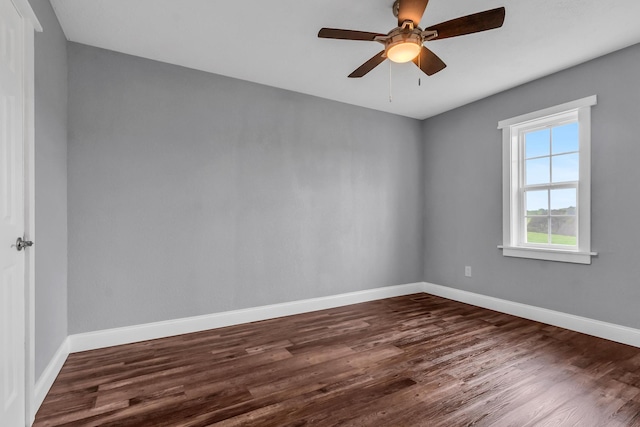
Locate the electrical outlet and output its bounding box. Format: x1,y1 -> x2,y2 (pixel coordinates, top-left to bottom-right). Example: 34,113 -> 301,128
465,266 -> 472,277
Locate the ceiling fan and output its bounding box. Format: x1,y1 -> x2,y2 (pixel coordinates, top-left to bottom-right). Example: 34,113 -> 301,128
318,0 -> 505,78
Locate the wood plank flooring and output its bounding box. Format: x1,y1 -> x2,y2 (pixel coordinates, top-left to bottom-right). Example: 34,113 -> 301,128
34,294 -> 640,426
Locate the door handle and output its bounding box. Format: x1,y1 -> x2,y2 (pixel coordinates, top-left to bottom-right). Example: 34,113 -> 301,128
16,237 -> 34,251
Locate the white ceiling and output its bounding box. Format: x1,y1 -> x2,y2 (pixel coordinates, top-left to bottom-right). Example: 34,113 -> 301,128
50,0 -> 640,120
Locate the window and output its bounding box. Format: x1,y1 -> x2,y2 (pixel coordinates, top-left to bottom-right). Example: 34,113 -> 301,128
498,96 -> 597,264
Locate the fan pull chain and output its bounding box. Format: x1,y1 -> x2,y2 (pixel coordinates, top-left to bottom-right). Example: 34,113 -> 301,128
418,51 -> 421,86
389,60 -> 393,102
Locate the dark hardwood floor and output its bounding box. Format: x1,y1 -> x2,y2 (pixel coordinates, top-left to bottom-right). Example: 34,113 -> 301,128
34,294 -> 640,426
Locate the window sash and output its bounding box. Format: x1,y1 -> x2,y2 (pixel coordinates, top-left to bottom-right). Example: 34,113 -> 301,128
518,122 -> 579,250
519,185 -> 579,248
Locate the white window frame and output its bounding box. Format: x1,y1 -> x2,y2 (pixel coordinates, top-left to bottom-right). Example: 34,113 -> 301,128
498,95 -> 597,264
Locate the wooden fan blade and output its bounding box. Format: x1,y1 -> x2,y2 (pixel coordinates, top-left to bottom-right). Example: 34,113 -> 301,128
397,0 -> 430,26
318,28 -> 385,41
412,46 -> 446,76
425,7 -> 505,40
348,50 -> 387,78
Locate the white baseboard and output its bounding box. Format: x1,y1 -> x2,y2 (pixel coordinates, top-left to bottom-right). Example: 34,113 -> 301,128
68,282 -> 424,353
33,337 -> 70,418
422,282 -> 640,348
67,281 -> 640,354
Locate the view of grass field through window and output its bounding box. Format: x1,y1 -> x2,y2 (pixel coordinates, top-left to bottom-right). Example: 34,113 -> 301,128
524,122 -> 578,246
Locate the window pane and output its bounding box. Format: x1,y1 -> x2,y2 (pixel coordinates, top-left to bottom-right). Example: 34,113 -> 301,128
552,122 -> 578,154
552,153 -> 579,183
526,190 -> 548,215
526,157 -> 550,185
551,188 -> 576,215
527,217 -> 549,244
525,129 -> 550,158
551,217 -> 577,246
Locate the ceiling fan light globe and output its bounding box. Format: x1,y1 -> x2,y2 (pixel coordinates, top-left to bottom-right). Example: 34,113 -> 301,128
386,42 -> 421,63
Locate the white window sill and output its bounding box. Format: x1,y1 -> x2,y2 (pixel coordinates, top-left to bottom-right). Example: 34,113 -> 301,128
498,245 -> 597,265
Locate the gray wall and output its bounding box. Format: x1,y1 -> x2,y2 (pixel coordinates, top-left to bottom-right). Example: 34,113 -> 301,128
422,43 -> 640,329
29,0 -> 68,379
67,43 -> 424,334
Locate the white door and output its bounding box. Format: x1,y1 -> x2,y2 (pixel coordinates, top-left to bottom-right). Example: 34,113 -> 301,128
0,0 -> 26,425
